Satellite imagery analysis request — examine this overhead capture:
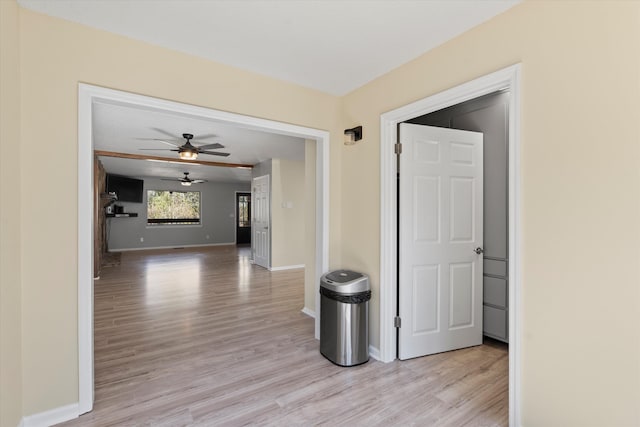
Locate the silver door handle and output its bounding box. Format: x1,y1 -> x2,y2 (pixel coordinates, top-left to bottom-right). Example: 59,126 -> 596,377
474,247 -> 484,254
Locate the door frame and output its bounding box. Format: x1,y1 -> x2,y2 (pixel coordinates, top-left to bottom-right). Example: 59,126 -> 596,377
78,84 -> 330,414
379,64 -> 522,425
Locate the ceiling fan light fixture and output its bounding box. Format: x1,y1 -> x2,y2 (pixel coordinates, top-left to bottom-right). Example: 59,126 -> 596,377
181,180 -> 192,186
179,149 -> 198,160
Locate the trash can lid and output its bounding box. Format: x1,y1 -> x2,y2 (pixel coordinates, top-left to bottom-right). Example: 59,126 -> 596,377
321,270 -> 370,294
326,270 -> 363,283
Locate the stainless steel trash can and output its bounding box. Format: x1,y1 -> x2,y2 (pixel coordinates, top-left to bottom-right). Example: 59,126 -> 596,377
320,270 -> 371,366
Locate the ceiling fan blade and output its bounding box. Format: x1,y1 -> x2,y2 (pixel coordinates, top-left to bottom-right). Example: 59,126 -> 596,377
199,150 -> 231,157
138,148 -> 179,152
136,138 -> 182,147
150,127 -> 180,139
192,179 -> 207,184
153,139 -> 183,147
195,143 -> 224,150
194,133 -> 218,140
160,178 -> 182,181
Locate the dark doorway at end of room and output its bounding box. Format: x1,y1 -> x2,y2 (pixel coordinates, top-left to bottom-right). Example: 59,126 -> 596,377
236,192 -> 251,245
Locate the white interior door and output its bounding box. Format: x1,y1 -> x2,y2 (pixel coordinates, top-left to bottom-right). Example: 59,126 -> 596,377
398,123 -> 483,360
252,175 -> 270,269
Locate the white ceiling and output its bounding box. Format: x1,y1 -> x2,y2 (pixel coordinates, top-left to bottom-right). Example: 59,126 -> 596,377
20,0 -> 521,183
18,0 -> 520,96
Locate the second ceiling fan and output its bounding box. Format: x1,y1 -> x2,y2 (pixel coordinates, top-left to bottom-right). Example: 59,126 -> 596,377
162,172 -> 206,187
140,132 -> 230,160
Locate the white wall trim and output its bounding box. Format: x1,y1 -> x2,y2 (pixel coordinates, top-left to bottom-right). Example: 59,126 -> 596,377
301,307 -> 316,318
379,64 -> 522,426
77,84 -> 94,415
315,126 -> 329,341
21,403 -> 79,427
507,65 -> 523,427
110,242 -> 236,252
269,264 -> 305,271
78,84 -> 330,416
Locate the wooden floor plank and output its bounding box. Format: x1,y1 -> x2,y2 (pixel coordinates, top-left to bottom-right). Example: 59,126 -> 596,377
57,245 -> 507,426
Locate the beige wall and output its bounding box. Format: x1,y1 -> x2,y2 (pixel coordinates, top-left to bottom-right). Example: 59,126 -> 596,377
341,1 -> 640,425
1,1 -> 24,426
271,158 -> 306,268
16,6 -> 342,416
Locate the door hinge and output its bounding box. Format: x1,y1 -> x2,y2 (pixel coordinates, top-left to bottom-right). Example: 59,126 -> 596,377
394,143 -> 402,155
394,316 -> 401,328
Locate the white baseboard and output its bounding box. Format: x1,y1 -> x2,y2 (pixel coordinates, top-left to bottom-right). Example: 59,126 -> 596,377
301,307 -> 316,318
21,402 -> 79,427
269,264 -> 305,271
110,242 -> 235,252
369,345 -> 382,362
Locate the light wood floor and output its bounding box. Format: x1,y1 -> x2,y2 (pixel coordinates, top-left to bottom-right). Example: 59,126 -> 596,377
58,245 -> 508,427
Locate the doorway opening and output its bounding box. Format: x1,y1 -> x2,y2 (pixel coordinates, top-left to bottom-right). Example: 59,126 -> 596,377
379,64 -> 522,425
236,192 -> 251,245
78,84 -> 330,414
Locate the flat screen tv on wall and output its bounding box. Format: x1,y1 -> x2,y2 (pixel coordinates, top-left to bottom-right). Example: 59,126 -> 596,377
106,174 -> 144,203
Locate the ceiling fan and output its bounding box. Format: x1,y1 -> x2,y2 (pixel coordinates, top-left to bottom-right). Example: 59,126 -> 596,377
161,172 -> 207,187
139,132 -> 230,160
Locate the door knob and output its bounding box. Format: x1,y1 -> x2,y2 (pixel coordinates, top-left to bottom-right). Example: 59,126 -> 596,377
474,247 -> 484,254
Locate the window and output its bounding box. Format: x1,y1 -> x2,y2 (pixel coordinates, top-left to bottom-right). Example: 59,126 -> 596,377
147,190 -> 201,225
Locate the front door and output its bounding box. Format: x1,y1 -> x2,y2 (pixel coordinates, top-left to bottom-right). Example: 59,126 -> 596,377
252,175 -> 270,269
236,192 -> 251,244
398,123 -> 484,360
